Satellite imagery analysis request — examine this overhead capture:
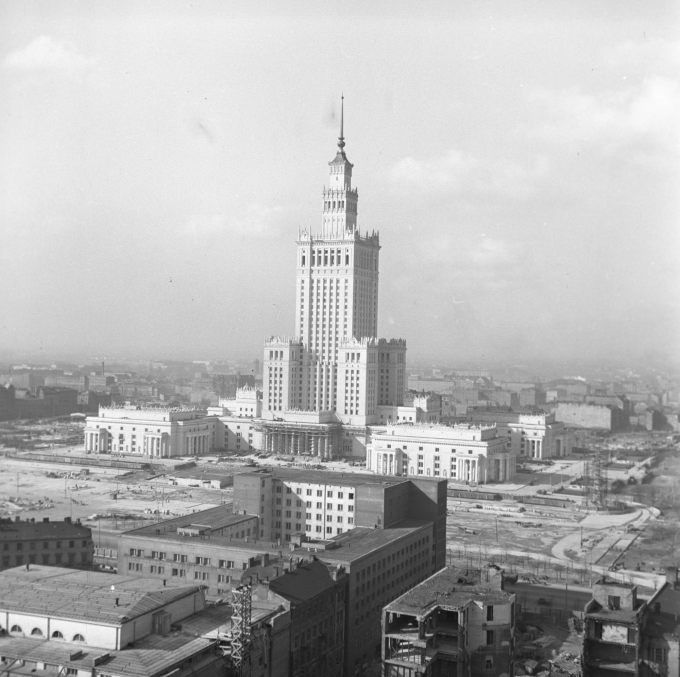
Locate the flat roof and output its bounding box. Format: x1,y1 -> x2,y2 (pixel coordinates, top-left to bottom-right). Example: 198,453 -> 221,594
236,466 -> 414,488
0,566 -> 200,625
296,522 -> 432,565
123,505 -> 255,537
385,566 -> 512,615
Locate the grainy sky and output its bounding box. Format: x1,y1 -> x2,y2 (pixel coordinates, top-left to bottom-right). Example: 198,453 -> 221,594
1,1 -> 678,365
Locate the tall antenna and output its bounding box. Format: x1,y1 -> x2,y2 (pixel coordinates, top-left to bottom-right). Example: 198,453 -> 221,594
337,93 -> 345,151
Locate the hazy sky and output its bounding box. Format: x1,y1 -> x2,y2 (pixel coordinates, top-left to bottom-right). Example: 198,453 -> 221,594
1,1 -> 679,366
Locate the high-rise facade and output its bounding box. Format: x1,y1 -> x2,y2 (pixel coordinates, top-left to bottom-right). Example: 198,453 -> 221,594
262,99 -> 406,458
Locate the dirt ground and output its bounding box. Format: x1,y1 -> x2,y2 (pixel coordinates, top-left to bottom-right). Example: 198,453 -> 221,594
1,419 -> 676,578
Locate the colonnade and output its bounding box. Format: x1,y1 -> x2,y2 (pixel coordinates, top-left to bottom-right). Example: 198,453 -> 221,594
263,429 -> 335,459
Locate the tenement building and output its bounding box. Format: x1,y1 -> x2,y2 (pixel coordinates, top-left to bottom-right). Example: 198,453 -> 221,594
382,565 -> 516,677
260,98 -> 407,459
367,423 -> 514,483
0,516 -> 93,571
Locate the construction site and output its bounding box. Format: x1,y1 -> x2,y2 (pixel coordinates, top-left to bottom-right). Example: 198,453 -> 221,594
0,419 -> 676,581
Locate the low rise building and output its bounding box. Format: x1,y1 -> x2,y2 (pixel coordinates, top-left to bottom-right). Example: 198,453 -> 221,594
582,575 -> 680,677
382,565 -> 515,677
554,401 -> 626,431
0,566 -> 227,677
0,516 -> 93,571
367,423 -> 514,483
118,505 -> 269,595
84,403 -> 218,457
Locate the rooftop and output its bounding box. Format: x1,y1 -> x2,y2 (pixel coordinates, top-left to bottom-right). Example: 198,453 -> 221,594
297,522 -> 432,565
0,605 -> 228,677
385,566 -> 512,615
0,566 -> 200,625
244,559 -> 342,604
237,466 -> 413,488
123,505 -> 255,537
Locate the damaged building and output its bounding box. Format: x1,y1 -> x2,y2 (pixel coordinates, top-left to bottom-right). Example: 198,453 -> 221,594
381,565 -> 515,677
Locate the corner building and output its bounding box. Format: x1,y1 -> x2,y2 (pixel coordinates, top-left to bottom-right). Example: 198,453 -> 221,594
262,99 -> 406,458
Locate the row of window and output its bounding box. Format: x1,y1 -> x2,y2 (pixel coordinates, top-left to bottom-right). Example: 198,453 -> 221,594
2,552 -> 88,567
3,539 -> 88,552
133,550 -> 246,568
8,626 -> 84,642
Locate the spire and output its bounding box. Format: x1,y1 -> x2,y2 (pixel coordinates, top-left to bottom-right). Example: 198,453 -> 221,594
337,94 -> 345,151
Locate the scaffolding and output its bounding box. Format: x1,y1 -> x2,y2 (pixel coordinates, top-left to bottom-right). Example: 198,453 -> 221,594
592,448 -> 608,509
583,450 -> 608,510
231,584 -> 252,677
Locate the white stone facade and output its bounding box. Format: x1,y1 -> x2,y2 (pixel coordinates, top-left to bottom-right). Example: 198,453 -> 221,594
84,404 -> 217,458
260,102 -> 406,457
367,423 -> 514,483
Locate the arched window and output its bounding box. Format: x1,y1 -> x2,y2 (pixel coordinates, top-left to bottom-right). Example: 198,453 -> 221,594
10,625 -> 22,634
72,634 -> 85,642
30,628 -> 43,636
51,630 -> 63,639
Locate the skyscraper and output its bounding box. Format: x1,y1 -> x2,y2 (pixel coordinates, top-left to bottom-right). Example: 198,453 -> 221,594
261,98 -> 406,458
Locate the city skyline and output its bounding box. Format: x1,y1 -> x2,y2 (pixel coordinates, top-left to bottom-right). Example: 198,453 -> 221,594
2,1 -> 679,366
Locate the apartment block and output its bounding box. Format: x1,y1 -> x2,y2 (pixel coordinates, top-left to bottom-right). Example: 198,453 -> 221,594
0,516 -> 93,571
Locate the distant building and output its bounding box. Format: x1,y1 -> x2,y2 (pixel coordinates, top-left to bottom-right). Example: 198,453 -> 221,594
2,386 -> 79,419
0,516 -> 93,571
468,408 -> 572,460
554,401 -> 626,431
367,423 -> 514,483
84,403 -> 218,457
382,565 -> 516,677
207,386 -> 264,452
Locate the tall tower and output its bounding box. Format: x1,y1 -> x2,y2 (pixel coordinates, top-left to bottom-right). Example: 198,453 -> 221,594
295,97 -> 380,364
262,98 -> 406,457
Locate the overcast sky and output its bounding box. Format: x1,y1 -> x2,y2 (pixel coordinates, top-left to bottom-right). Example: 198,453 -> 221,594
1,1 -> 678,367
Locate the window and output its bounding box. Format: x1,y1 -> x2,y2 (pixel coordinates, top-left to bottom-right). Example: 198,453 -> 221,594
31,628 -> 43,636
52,630 -> 64,639
73,633 -> 85,642
486,630 -> 494,646
10,625 -> 22,634
607,595 -> 621,611
487,605 -> 494,621
485,657 -> 494,671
